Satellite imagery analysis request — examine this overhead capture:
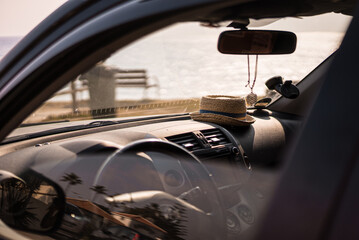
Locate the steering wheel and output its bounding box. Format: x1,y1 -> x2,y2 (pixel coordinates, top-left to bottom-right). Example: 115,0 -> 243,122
93,139 -> 227,240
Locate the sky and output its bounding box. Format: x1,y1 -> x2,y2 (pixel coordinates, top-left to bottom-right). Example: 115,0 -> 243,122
0,0 -> 67,36
0,0 -> 353,37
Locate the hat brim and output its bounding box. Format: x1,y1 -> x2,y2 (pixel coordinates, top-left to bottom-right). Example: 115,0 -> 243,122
190,111 -> 255,126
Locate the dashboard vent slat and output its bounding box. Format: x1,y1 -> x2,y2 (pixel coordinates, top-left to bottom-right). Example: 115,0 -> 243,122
166,133 -> 202,151
200,128 -> 230,146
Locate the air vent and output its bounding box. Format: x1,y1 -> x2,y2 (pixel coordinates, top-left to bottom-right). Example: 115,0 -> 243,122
201,128 -> 230,146
166,133 -> 202,151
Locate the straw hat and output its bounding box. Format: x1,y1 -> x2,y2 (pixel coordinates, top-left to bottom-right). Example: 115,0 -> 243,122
190,95 -> 255,126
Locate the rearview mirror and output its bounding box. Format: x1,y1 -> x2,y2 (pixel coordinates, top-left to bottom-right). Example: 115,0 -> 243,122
218,30 -> 297,54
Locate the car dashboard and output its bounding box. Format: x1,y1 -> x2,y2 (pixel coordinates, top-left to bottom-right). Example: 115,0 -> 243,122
0,110 -> 300,239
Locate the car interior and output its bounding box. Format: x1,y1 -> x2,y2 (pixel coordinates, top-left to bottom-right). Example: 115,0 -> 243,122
0,0 -> 358,239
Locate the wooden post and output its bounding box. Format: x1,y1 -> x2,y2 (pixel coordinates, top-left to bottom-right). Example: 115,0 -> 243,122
70,80 -> 78,113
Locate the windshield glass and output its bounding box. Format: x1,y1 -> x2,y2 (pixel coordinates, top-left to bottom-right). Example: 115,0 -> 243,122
17,13 -> 350,126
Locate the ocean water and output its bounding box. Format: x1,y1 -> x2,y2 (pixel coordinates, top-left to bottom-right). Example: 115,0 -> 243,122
0,29 -> 344,102
106,29 -> 343,100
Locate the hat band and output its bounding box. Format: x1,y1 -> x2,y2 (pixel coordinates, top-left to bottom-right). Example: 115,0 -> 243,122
199,110 -> 247,118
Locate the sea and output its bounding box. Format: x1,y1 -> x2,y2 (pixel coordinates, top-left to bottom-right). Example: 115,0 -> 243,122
0,30 -> 344,102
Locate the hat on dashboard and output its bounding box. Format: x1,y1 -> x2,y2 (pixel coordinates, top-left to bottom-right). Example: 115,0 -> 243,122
190,95 -> 255,126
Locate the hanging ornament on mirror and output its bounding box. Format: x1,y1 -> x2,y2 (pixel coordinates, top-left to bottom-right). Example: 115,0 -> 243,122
245,55 -> 258,106
246,92 -> 257,106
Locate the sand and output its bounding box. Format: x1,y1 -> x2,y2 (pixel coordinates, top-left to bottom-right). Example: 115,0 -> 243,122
23,99 -> 201,124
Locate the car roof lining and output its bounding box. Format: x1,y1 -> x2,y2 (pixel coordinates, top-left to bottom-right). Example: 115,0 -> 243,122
196,0 -> 356,24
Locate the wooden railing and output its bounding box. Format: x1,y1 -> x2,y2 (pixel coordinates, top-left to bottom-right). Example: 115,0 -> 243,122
55,69 -> 159,113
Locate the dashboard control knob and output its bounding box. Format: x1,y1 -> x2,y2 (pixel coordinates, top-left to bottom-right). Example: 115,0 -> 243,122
232,147 -> 240,156
226,211 -> 241,234
237,205 -> 254,224
164,170 -> 184,187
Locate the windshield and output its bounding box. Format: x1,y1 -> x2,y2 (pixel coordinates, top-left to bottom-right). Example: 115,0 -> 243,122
11,13 -> 350,126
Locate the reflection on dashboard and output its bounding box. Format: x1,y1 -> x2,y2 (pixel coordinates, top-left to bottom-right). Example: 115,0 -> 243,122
0,117 -> 291,239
